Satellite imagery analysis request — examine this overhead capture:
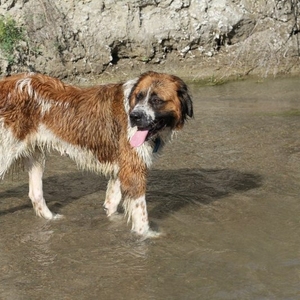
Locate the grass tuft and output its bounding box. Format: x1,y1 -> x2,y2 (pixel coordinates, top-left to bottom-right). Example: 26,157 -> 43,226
0,15 -> 24,63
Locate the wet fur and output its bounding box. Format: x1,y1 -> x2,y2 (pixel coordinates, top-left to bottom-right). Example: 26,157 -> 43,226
0,71 -> 193,237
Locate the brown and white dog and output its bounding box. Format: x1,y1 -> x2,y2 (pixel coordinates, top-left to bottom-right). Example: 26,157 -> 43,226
0,71 -> 193,237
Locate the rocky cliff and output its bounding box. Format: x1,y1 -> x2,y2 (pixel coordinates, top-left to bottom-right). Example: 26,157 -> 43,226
0,0 -> 299,80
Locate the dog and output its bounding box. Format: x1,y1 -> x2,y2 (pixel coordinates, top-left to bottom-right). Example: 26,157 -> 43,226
0,71 -> 193,237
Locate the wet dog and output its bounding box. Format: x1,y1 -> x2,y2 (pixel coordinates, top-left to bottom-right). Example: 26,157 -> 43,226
0,71 -> 193,237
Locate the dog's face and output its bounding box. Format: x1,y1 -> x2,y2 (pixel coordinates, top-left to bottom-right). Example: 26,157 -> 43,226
128,71 -> 193,145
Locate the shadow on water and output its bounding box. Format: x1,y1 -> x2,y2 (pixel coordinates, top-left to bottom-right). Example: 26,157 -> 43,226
0,168 -> 262,219
147,168 -> 262,219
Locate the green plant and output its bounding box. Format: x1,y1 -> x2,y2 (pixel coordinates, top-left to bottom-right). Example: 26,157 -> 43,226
0,15 -> 24,63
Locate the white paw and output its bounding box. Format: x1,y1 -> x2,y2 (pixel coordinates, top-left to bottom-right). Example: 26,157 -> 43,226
103,205 -> 118,217
136,229 -> 163,241
53,213 -> 64,220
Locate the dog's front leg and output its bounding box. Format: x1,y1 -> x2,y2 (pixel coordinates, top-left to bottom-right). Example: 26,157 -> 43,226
25,153 -> 61,220
123,190 -> 160,238
124,194 -> 150,235
119,165 -> 153,236
104,177 -> 122,216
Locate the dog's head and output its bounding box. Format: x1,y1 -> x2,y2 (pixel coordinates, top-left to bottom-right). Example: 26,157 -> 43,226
127,71 -> 193,147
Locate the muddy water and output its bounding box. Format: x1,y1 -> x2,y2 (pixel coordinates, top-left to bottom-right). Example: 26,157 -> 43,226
0,77 -> 300,299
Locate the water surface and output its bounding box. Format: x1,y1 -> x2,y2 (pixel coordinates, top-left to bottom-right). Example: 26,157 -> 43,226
0,77 -> 300,299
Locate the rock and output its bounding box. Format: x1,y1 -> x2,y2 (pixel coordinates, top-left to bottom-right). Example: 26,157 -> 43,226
0,0 -> 298,78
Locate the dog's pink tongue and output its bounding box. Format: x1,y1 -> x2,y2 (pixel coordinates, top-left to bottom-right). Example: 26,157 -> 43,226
130,130 -> 149,147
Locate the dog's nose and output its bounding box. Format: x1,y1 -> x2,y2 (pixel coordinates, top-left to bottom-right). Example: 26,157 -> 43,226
130,110 -> 145,127
130,111 -> 142,124
130,110 -> 151,128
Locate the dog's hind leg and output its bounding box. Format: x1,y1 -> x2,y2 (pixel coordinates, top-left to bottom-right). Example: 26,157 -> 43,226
25,151 -> 61,220
104,177 -> 122,216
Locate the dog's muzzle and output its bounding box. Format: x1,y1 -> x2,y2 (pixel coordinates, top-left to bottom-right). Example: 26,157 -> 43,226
129,110 -> 152,129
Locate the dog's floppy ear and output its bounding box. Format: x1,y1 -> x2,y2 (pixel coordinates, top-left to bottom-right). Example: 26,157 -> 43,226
177,82 -> 193,127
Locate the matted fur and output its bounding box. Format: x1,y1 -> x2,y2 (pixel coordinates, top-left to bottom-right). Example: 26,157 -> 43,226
0,71 -> 193,237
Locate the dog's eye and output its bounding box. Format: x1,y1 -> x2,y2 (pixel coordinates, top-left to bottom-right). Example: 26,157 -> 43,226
136,92 -> 144,102
150,96 -> 164,106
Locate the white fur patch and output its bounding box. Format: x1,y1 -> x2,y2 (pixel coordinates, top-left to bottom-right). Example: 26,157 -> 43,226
37,98 -> 52,116
123,78 -> 138,113
131,87 -> 156,121
16,77 -> 33,96
33,124 -> 117,175
0,119 -> 29,178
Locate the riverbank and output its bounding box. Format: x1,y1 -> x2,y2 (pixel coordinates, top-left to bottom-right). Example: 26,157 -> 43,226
0,1 -> 299,82
69,50 -> 300,86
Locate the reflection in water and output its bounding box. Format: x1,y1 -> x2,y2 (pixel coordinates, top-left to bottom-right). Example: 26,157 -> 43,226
0,77 -> 300,299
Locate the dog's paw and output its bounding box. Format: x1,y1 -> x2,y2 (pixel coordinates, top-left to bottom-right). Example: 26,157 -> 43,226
135,229 -> 163,241
53,213 -> 64,220
103,205 -> 118,217
108,213 -> 123,221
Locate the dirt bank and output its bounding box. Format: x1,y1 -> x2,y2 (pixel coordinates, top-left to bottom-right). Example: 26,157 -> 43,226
0,0 -> 299,80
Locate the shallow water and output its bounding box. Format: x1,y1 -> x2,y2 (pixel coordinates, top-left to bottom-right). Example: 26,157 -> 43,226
1,77 -> 300,299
